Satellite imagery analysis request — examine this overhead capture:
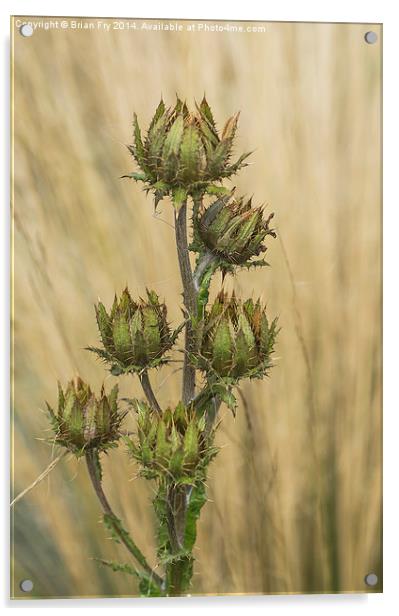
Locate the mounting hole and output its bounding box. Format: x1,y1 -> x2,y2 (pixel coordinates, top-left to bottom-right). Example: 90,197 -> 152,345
364,572 -> 378,587
20,579 -> 34,593
19,24 -> 33,37
364,31 -> 378,44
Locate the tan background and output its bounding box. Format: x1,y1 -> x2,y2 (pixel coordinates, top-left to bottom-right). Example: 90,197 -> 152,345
11,18 -> 382,597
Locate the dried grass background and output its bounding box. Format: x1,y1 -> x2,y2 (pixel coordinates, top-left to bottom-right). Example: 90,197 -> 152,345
11,18 -> 382,597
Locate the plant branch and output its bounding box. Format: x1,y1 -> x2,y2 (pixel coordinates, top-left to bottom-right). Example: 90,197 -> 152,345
192,385 -> 222,435
191,384 -> 213,410
174,203 -> 197,314
174,203 -> 197,404
139,370 -> 162,414
85,449 -> 163,588
164,484 -> 191,597
169,198 -> 219,596
168,200 -> 202,596
165,484 -> 186,552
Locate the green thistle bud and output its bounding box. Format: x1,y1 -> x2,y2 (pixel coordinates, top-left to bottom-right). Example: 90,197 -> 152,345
196,291 -> 278,381
123,96 -> 252,210
193,192 -> 276,268
46,378 -> 125,455
87,288 -> 182,374
126,401 -> 218,484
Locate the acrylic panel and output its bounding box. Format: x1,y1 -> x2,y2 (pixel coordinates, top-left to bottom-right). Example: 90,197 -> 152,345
10,16 -> 382,598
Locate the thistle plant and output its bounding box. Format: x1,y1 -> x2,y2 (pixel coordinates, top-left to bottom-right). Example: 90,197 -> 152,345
196,291 -> 278,381
124,96 -> 251,209
88,288 -> 182,377
46,378 -> 124,455
192,191 -> 276,271
34,96 -> 278,597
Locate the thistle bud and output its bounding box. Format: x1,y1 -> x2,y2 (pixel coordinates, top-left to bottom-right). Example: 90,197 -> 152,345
124,96 -> 251,210
46,378 -> 125,455
194,192 -> 276,268
126,401 -> 218,484
196,291 -> 278,381
88,288 -> 181,374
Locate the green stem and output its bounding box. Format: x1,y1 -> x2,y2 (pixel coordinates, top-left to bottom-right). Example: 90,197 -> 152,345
174,202 -> 197,405
139,370 -> 162,414
165,484 -> 187,551
166,556 -> 191,597
164,484 -> 191,597
170,200 -> 200,595
85,450 -> 163,589
192,384 -> 222,434
169,198 -> 219,596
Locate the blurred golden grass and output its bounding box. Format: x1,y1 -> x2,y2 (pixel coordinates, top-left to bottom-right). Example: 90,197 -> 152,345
11,18 -> 382,597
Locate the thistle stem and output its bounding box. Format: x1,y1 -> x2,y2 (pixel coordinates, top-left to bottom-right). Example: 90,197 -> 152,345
191,386 -> 222,434
164,484 -> 190,597
165,484 -> 187,551
85,450 -> 163,588
174,203 -> 197,405
169,199 -> 219,596
139,370 -> 162,414
168,201 -> 200,596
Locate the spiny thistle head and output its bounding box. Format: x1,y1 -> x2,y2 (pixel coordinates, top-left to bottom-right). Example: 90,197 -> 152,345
195,291 -> 278,381
126,400 -> 219,485
192,191 -> 276,269
124,96 -> 251,210
88,288 -> 182,375
46,378 -> 125,455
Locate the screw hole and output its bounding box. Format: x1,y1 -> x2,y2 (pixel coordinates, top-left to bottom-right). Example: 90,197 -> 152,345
20,579 -> 34,593
19,24 -> 33,37
364,31 -> 378,44
364,572 -> 378,587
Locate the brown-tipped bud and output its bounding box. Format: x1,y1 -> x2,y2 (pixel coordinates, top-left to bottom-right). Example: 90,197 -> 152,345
46,378 -> 125,455
124,96 -> 252,210
126,401 -> 218,484
88,288 -> 182,375
194,192 -> 276,268
196,291 -> 279,381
